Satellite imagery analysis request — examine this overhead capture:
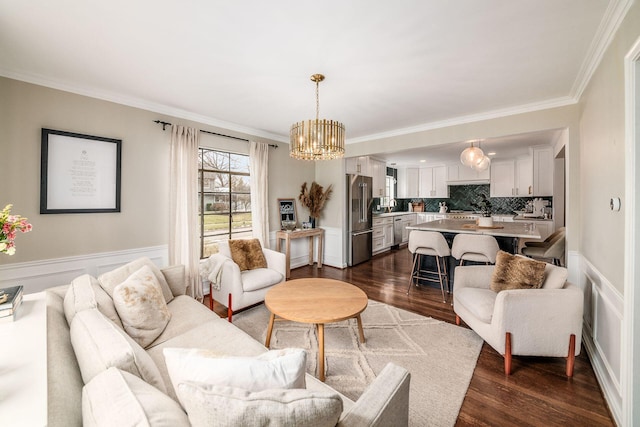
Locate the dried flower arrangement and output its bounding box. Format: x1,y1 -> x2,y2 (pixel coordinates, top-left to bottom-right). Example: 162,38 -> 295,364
298,181 -> 333,219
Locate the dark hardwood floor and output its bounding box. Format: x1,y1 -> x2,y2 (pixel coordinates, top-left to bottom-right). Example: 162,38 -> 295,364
208,248 -> 614,426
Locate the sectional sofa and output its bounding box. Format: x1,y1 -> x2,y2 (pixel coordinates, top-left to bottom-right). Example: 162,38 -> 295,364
46,257 -> 411,426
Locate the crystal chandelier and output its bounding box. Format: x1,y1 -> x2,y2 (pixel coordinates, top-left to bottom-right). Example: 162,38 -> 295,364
290,74 -> 345,161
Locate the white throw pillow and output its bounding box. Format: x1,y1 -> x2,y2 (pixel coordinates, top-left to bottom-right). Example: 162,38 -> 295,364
82,367 -> 189,427
163,348 -> 306,407
176,383 -> 342,427
113,265 -> 171,348
70,308 -> 167,393
98,257 -> 174,304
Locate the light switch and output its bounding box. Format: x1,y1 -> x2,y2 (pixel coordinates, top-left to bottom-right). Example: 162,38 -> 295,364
610,197 -> 621,211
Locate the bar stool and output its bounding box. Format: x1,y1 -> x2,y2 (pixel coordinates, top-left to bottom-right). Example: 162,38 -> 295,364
522,229 -> 566,266
406,230 -> 451,303
451,234 -> 500,265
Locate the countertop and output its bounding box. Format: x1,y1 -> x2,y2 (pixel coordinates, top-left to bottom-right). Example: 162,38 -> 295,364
373,211 -> 553,222
407,219 -> 542,239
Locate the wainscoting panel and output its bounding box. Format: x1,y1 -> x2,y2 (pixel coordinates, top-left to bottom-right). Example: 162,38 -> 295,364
568,251 -> 623,426
0,246 -> 168,294
269,226 -> 344,272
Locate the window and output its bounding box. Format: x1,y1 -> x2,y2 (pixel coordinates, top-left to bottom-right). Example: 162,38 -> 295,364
198,148 -> 252,257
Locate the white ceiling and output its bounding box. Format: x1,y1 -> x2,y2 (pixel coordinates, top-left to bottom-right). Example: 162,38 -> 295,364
0,0 -> 625,151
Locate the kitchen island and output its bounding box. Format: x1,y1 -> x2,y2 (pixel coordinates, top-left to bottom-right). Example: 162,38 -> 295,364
406,219 -> 542,292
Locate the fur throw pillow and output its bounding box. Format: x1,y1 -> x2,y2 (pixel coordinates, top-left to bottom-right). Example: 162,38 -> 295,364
228,239 -> 267,271
490,251 -> 547,292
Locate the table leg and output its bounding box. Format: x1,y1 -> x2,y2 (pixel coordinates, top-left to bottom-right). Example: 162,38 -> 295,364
285,235 -> 291,279
308,236 -> 314,266
276,236 -> 281,252
317,323 -> 325,382
317,234 -> 323,268
355,314 -> 366,343
265,313 -> 275,348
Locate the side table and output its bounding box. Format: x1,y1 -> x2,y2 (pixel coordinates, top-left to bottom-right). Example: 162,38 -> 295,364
275,228 -> 324,278
0,291 -> 47,425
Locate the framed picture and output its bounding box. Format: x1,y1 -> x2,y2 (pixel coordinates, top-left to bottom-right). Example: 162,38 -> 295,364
40,128 -> 122,214
278,198 -> 297,225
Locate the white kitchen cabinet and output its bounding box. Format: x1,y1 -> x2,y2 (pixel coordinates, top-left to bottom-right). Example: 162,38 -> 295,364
372,216 -> 393,255
345,156 -> 371,176
397,167 -> 420,198
401,213 -> 416,244
532,147 -> 553,196
370,158 -> 387,198
447,164 -> 490,183
416,213 -> 436,223
490,157 -> 532,197
419,166 -> 448,198
383,223 -> 393,248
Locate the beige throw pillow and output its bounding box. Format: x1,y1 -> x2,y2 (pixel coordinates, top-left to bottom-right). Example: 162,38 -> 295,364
490,251 -> 547,292
113,265 -> 171,348
176,383 -> 342,427
98,257 -> 174,304
163,348 -> 307,408
228,239 -> 267,271
82,368 -> 189,427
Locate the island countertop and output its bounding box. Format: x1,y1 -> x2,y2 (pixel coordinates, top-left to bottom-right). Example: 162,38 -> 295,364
407,219 -> 541,239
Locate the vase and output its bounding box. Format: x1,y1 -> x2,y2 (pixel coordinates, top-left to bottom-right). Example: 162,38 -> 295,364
478,216 -> 493,227
309,216 -> 316,229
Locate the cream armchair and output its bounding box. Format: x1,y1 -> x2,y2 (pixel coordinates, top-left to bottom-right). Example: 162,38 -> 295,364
208,240 -> 286,322
453,263 -> 583,376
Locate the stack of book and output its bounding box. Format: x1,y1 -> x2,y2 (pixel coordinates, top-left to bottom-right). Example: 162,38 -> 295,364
0,285 -> 24,322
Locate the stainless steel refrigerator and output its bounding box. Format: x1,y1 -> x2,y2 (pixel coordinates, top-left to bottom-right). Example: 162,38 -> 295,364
347,174 -> 373,266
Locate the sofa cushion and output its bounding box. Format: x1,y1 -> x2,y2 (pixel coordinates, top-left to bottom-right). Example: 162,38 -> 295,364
541,262 -> 569,289
70,308 -> 167,393
455,287 -> 497,324
99,257 -> 174,304
176,383 -> 342,427
82,367 -> 189,427
113,265 -> 171,348
164,348 -> 307,407
228,238 -> 268,271
241,268 -> 284,292
63,274 -> 124,330
490,251 -> 547,292
161,264 -> 187,297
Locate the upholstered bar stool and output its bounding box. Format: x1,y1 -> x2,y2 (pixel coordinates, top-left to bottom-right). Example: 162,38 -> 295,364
406,230 -> 451,303
451,234 -> 500,266
522,229 -> 566,266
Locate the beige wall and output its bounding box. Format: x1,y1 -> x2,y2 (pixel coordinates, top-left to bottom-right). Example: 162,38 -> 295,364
0,77 -> 303,264
578,2 -> 640,293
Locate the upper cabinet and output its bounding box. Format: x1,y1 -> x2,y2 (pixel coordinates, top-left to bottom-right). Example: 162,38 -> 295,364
397,167 -> 419,199
447,164 -> 490,183
346,156 -> 387,197
532,147 -> 553,196
419,166 -> 448,198
490,157 -> 532,197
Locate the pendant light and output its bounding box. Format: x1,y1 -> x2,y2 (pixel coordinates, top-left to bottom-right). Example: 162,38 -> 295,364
460,141 -> 484,167
290,74 -> 345,161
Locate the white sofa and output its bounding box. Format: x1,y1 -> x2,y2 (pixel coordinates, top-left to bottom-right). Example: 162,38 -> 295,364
453,262 -> 583,376
47,258 -> 411,426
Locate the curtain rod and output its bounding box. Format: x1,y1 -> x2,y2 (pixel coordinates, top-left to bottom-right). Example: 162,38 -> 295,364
153,120 -> 278,149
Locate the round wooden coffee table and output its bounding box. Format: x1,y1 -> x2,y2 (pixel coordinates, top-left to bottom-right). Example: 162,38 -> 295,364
264,278 -> 368,381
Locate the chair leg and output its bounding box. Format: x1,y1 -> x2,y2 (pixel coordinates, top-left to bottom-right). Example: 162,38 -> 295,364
567,334 -> 576,377
436,256 -> 446,303
455,315 -> 461,326
209,283 -> 214,311
227,293 -> 233,322
407,253 -> 419,295
505,332 -> 512,375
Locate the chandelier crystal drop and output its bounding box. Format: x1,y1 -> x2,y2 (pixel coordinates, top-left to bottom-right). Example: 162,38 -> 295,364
290,74 -> 345,161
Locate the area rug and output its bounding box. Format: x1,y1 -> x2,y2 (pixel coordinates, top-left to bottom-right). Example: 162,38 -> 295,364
233,300 -> 483,427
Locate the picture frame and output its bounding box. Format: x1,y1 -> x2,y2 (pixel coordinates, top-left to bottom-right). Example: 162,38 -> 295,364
40,128 -> 122,214
278,198 -> 297,227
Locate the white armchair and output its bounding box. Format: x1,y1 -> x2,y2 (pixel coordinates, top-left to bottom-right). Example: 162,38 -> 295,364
208,240 -> 286,322
453,263 -> 583,376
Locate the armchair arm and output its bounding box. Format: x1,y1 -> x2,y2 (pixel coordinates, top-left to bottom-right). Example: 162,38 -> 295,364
213,258 -> 244,299
491,283 -> 583,357
338,363 -> 410,427
263,248 -> 286,280
454,265 -> 495,291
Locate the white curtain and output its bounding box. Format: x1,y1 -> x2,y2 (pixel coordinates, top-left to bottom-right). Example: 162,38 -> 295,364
249,141 -> 270,248
169,125 -> 202,300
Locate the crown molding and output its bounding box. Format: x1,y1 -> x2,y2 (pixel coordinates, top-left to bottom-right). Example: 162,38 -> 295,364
346,96 -> 577,144
0,69 -> 289,144
570,0 -> 634,99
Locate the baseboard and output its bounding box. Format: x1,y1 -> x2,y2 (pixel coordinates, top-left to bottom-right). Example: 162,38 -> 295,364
568,251 -> 623,426
0,246 -> 168,294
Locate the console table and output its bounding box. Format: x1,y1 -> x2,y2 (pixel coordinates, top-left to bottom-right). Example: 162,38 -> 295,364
0,291 -> 47,426
275,228 -> 324,278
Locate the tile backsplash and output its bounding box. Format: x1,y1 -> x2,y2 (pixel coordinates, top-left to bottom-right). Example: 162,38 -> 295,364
375,184 -> 552,214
